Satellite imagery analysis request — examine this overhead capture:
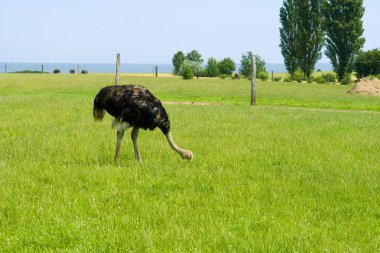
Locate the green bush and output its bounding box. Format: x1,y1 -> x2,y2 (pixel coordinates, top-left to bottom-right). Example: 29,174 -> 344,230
283,76 -> 293,82
13,70 -> 46,74
274,76 -> 282,82
293,69 -> 306,83
308,76 -> 316,83
182,65 -> 194,80
257,71 -> 269,81
340,75 -> 352,85
315,76 -> 327,84
198,69 -> 206,77
219,74 -> 228,79
322,73 -> 337,83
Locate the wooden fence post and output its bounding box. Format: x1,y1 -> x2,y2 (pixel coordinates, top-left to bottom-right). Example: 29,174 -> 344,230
115,53 -> 120,85
250,52 -> 256,106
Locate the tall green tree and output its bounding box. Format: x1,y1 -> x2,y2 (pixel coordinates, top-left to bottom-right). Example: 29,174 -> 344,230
205,57 -> 220,77
296,0 -> 324,80
240,52 -> 267,78
186,50 -> 204,64
172,51 -> 185,75
324,0 -> 365,81
279,0 -> 324,80
279,0 -> 299,78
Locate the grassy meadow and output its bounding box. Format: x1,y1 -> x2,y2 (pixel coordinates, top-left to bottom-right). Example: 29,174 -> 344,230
0,74 -> 380,252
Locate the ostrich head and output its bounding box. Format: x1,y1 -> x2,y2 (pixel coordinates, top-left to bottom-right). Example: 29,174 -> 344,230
180,150 -> 193,161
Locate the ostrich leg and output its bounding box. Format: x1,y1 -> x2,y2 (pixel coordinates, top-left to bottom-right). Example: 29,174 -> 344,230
165,132 -> 193,161
131,127 -> 141,162
114,130 -> 125,161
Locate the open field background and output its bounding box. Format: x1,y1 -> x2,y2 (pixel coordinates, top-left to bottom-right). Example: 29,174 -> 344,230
0,74 -> 380,252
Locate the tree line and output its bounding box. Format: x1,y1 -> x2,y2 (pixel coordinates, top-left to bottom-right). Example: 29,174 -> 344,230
172,50 -> 268,80
280,0 -> 368,83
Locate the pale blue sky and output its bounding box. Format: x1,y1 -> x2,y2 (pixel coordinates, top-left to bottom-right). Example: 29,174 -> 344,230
1,0 -> 379,63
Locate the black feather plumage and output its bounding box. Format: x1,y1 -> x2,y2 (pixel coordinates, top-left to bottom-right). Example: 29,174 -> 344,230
93,85 -> 170,134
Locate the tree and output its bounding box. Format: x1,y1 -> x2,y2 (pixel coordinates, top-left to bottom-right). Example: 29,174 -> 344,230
295,0 -> 324,80
205,57 -> 219,77
219,58 -> 236,76
172,51 -> 185,75
240,52 -> 267,78
182,65 -> 194,80
324,0 -> 365,81
354,49 -> 380,78
279,0 -> 299,78
179,59 -> 203,78
279,0 -> 324,80
186,50 -> 204,64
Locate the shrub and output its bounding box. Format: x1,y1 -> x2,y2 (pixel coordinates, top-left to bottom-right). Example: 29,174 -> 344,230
283,76 -> 293,82
292,69 -> 306,83
69,69 -> 75,74
182,65 -> 194,80
315,76 -> 327,84
308,76 -> 316,83
257,71 -> 269,81
81,70 -> 88,74
53,69 -> 60,74
340,75 -> 352,85
198,68 -> 206,78
322,73 -> 337,83
13,70 -> 45,74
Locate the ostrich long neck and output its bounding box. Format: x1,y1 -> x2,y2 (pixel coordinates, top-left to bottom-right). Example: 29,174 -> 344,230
165,132 -> 190,157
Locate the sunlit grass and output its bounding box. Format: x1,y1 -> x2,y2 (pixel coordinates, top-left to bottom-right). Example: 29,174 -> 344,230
0,74 -> 379,251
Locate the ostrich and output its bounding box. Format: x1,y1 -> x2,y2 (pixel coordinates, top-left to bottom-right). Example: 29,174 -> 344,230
93,85 -> 193,162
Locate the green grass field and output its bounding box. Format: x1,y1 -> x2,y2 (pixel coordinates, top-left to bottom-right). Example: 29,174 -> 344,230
1,74 -> 379,252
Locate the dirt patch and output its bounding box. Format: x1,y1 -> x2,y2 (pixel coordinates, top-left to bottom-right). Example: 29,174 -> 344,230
348,78 -> 380,96
163,101 -> 224,106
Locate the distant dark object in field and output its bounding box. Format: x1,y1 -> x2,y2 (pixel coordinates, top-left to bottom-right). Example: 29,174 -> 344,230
81,70 -> 88,74
93,85 -> 193,162
234,73 -> 240,79
53,69 -> 60,74
69,69 -> 75,74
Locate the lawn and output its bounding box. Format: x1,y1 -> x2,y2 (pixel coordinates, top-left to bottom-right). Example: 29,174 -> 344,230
0,74 -> 379,252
